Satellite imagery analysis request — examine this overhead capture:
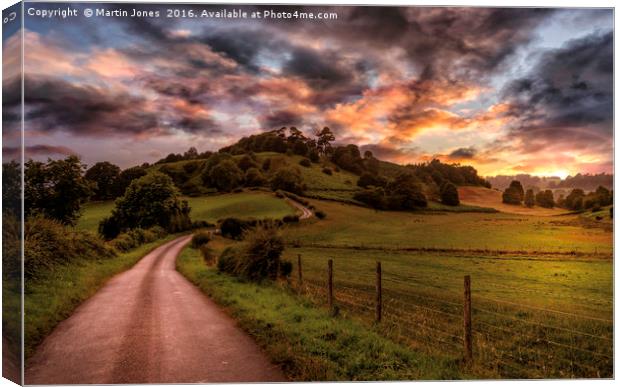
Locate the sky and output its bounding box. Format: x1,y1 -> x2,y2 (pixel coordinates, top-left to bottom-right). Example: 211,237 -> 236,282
2,4 -> 614,177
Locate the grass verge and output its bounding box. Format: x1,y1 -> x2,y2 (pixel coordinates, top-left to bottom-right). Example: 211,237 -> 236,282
24,234 -> 179,359
176,246 -> 464,381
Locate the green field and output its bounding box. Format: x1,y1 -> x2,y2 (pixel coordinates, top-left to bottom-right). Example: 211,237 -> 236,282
283,199 -> 612,254
281,246 -> 612,378
76,191 -> 298,233
185,191 -> 296,223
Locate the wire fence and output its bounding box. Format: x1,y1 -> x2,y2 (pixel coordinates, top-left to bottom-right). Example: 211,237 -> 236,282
290,255 -> 613,379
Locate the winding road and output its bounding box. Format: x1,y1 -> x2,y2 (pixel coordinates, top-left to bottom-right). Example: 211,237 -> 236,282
25,236 -> 285,384
285,197 -> 314,220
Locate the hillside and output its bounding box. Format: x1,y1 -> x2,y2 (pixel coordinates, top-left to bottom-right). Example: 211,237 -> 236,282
458,186 -> 568,216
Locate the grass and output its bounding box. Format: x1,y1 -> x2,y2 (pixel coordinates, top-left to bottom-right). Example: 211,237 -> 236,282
283,199 -> 612,254
75,201 -> 115,233
23,235 -> 179,359
76,191 -> 298,234
185,192 -> 296,223
176,244 -> 465,381
281,246 -> 612,378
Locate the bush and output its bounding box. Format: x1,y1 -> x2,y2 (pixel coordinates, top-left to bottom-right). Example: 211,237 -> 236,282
315,210 -> 326,219
279,260 -> 293,277
25,216 -> 116,279
245,167 -> 267,187
209,160 -> 244,192
322,167 -> 333,175
191,220 -> 215,229
191,231 -> 211,248
217,227 -> 287,281
220,217 -> 247,240
199,244 -> 215,265
299,158 -> 311,168
282,214 -> 300,223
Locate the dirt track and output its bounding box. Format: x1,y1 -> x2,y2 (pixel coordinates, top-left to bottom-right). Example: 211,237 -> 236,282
285,198 -> 314,219
25,236 -> 285,384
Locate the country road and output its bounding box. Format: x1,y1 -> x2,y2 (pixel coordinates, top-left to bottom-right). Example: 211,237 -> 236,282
25,236 -> 285,384
285,197 -> 314,219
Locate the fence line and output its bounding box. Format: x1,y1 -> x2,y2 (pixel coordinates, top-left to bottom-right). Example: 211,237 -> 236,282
291,254 -> 612,378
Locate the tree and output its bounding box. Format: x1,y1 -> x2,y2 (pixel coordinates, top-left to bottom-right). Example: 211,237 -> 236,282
386,173 -> 427,210
237,154 -> 258,172
25,156 -> 93,226
99,172 -> 191,239
2,161 -> 21,217
440,182 -> 460,206
316,127 -> 335,155
502,181 -> 524,205
85,161 -> 121,200
524,189 -> 535,208
535,190 -> 554,208
183,147 -> 198,160
116,166 -> 148,197
209,160 -> 244,192
357,172 -> 386,188
564,189 -> 585,211
244,168 -> 267,187
269,167 -> 305,194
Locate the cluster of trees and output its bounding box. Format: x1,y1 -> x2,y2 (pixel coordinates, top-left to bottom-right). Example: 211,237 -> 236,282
559,186 -> 612,211
155,146 -> 213,164
219,126 -> 336,162
99,172 -> 193,240
488,173 -> 612,192
354,172 -> 428,210
503,179 -> 612,211
84,162 -> 148,201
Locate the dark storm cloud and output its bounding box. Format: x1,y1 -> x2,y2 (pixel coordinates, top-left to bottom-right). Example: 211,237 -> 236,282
448,147 -> 477,160
3,145 -> 77,159
502,31 -> 612,152
14,75 -> 159,136
261,110 -> 303,130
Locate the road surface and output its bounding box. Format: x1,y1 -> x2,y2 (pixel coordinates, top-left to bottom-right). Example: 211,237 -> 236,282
25,236 -> 286,384
285,198 -> 314,219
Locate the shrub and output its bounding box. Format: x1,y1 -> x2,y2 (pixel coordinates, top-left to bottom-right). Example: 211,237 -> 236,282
524,189 -> 535,208
502,181 -> 524,205
535,190 -> 555,208
217,246 -> 241,274
322,167 -> 333,175
209,160 -> 244,192
191,231 -> 211,248
220,217 -> 247,240
199,244 -> 216,265
299,158 -> 311,168
357,172 -> 386,188
245,167 -> 267,187
282,214 -> 300,223
279,260 -> 293,277
354,187 -> 386,209
315,210 -> 326,219
25,216 -> 115,279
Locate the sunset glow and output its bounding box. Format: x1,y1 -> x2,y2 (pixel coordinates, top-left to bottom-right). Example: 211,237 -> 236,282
2,5 -> 613,176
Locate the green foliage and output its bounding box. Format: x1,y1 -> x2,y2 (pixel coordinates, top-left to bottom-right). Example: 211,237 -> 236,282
237,154 -> 259,172
25,156 -> 94,226
220,217 -> 247,240
217,227 -> 287,281
331,144 -> 364,174
208,159 -> 244,192
564,189 -> 585,211
440,182 -> 459,206
502,181 -> 524,205
322,167 -> 333,175
99,172 -> 192,239
535,190 -> 555,208
116,166 -> 148,197
191,231 -> 212,249
270,167 -> 305,194
84,161 -> 121,200
524,189 -> 535,208
357,172 -> 386,188
2,161 -> 21,217
24,216 -> 115,279
2,212 -> 21,278
244,167 -> 267,187
299,158 -> 312,167
109,228 -> 162,252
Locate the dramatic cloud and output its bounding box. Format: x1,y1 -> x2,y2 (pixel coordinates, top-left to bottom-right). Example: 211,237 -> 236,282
6,4 -> 612,175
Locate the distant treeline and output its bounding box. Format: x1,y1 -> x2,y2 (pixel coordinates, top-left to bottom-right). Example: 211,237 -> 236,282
487,173 -> 612,192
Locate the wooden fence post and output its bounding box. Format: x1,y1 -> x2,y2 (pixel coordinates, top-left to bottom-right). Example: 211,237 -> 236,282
375,261 -> 382,323
297,254 -> 303,285
463,275 -> 472,364
327,259 -> 334,313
